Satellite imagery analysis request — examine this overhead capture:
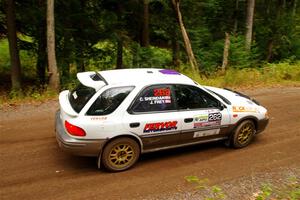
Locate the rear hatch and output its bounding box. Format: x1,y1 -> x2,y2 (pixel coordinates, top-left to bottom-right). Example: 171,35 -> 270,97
58,72 -> 107,126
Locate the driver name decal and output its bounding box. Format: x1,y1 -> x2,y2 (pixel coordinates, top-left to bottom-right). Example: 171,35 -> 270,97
144,121 -> 177,133
139,88 -> 172,104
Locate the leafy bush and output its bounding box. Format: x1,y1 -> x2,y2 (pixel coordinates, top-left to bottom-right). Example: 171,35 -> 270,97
229,35 -> 259,68
133,44 -> 172,68
0,39 -> 37,77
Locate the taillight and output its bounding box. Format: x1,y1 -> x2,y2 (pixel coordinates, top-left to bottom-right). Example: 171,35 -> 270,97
65,121 -> 86,137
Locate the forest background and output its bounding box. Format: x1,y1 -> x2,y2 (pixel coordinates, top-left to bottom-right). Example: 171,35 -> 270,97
0,0 -> 299,103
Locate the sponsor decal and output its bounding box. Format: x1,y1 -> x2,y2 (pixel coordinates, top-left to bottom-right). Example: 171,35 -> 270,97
159,69 -> 180,75
91,116 -> 107,120
140,88 -> 172,104
72,91 -> 78,99
232,106 -> 258,113
144,121 -> 177,133
193,129 -> 220,138
194,121 -> 221,128
194,114 -> 208,122
194,112 -> 222,128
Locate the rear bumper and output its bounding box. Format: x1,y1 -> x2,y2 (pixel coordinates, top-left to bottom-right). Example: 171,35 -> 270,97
55,111 -> 106,156
256,118 -> 269,134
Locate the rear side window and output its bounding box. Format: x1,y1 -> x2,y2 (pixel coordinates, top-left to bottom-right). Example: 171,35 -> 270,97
130,85 -> 176,113
87,86 -> 134,116
69,83 -> 96,113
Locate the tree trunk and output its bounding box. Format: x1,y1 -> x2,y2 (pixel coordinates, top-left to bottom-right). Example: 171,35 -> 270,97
233,0 -> 239,34
221,32 -> 230,73
245,0 -> 255,51
266,39 -> 273,62
36,29 -> 47,85
47,0 -> 60,91
171,0 -> 198,72
141,0 -> 150,47
6,0 -> 22,91
116,38 -> 123,69
172,37 -> 180,68
132,43 -> 139,67
293,0 -> 297,16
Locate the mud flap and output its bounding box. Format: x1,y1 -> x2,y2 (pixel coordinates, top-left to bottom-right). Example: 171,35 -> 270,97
97,151 -> 102,169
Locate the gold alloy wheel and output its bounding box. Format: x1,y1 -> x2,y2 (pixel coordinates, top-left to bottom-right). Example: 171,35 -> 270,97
108,144 -> 135,168
237,124 -> 254,145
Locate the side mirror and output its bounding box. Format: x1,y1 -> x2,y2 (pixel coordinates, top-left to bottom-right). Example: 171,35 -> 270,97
219,103 -> 226,111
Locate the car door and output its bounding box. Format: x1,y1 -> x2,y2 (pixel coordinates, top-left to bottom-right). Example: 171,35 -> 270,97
173,84 -> 231,145
124,84 -> 182,151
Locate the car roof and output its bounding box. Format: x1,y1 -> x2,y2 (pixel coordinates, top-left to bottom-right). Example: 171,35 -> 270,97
77,68 -> 196,90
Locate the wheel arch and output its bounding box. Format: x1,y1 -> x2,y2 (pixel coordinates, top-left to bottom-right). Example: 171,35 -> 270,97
97,133 -> 143,169
235,116 -> 259,132
103,133 -> 143,154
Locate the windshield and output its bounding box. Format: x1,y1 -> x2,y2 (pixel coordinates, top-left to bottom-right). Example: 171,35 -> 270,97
69,83 -> 96,113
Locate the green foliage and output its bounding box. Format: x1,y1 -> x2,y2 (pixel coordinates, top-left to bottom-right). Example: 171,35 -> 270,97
255,177 -> 300,200
0,39 -> 37,77
133,45 -> 172,68
181,62 -> 300,88
184,176 -> 226,200
0,39 -> 10,73
229,35 -> 259,68
255,184 -> 273,200
0,0 -> 300,95
185,176 -> 300,200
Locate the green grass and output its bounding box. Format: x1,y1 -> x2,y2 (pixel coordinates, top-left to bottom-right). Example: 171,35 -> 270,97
0,87 -> 57,109
0,62 -> 299,108
183,62 -> 300,89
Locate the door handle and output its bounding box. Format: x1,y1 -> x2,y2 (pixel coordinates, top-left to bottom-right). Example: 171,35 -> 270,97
129,122 -> 140,128
184,118 -> 193,123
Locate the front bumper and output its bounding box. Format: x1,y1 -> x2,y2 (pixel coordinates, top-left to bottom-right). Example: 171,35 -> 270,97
256,118 -> 269,134
55,111 -> 107,156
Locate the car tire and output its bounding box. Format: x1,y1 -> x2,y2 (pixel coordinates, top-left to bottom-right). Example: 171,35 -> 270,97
101,137 -> 140,172
231,120 -> 256,148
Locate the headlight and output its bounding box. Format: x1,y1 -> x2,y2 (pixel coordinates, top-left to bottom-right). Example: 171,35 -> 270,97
265,111 -> 269,119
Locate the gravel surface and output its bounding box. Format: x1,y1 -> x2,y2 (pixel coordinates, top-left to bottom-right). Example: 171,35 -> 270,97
1,87 -> 299,200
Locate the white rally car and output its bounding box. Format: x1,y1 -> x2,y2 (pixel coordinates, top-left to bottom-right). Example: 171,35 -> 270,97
55,68 -> 269,172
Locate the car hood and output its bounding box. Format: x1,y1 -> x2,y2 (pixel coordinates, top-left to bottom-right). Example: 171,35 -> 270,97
204,86 -> 259,107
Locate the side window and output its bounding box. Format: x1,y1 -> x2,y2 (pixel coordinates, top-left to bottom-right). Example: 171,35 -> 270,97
87,86 -> 134,116
131,85 -> 176,113
174,85 -> 220,109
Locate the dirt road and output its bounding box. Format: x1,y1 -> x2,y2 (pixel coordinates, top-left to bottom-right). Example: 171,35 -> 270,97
1,87 -> 300,200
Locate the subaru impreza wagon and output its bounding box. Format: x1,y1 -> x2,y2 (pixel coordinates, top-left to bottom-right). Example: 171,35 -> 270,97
55,68 -> 269,172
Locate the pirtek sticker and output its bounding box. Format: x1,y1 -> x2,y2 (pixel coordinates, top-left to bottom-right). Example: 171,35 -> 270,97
144,121 -> 177,133
232,106 -> 258,113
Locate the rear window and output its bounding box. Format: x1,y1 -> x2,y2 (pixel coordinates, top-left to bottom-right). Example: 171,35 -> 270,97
87,86 -> 134,116
69,83 -> 96,113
